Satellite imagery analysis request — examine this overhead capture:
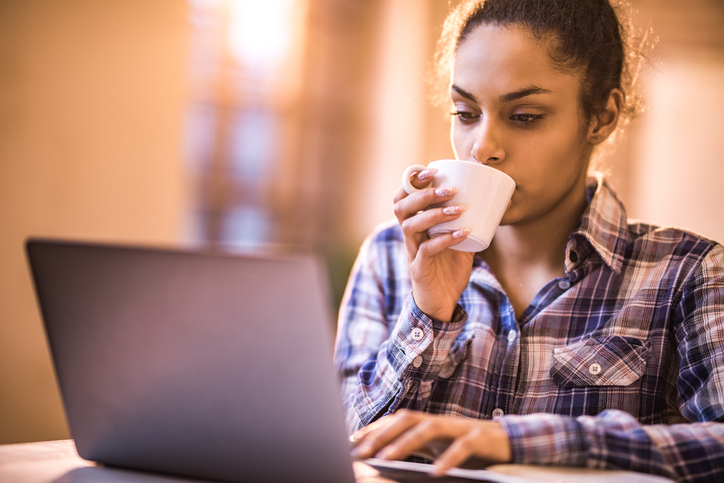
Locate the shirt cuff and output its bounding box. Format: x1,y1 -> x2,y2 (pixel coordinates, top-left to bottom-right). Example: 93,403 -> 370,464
386,293 -> 467,380
496,413 -> 590,467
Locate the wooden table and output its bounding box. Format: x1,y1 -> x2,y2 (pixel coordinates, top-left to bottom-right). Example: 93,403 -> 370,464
0,439 -> 676,483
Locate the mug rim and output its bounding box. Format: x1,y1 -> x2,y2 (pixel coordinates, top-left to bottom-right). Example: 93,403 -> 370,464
428,159 -> 515,186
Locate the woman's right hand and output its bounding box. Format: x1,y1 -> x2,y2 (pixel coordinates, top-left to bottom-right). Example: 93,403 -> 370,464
393,168 -> 475,322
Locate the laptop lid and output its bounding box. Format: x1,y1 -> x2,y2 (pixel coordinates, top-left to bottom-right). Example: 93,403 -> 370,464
26,239 -> 356,483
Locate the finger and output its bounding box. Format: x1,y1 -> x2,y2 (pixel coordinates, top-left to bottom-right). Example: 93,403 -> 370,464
349,429 -> 368,448
393,186 -> 460,225
400,213 -> 469,267
430,432 -> 478,476
407,167 -> 438,191
374,422 -> 439,461
415,229 -> 472,259
431,423 -> 511,475
350,411 -> 421,460
395,194 -> 463,263
395,168 -> 437,204
392,185 -> 409,204
399,205 -> 466,240
351,413 -> 419,460
375,417 -> 466,462
349,415 -> 394,448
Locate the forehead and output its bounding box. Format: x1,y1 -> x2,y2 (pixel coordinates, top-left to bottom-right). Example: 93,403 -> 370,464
453,24 -> 579,99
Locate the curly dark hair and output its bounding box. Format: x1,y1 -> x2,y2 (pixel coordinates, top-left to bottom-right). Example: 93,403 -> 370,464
432,0 -> 651,127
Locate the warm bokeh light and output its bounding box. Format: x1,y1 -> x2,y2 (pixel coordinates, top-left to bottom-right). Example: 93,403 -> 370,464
184,0 -> 308,247
226,0 -> 298,75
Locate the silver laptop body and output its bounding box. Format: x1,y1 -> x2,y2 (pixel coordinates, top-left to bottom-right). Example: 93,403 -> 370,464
26,239 -> 356,483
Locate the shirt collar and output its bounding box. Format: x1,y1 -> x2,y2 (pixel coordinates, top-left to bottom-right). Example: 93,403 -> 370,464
569,173 -> 629,274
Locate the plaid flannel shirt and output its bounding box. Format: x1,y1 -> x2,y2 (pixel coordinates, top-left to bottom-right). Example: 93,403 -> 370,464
334,176 -> 724,482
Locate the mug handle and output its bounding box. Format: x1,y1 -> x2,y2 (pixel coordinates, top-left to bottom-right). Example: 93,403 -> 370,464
401,164 -> 429,195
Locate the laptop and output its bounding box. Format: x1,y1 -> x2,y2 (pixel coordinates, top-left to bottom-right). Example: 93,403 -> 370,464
27,238 -> 356,483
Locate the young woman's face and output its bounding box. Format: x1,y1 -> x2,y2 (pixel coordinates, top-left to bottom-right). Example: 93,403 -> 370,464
451,24 -> 593,226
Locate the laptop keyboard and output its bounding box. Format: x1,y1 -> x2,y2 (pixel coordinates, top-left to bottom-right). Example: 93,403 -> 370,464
357,461 -> 503,483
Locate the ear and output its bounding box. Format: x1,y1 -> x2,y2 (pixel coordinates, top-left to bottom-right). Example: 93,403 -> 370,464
587,88 -> 623,145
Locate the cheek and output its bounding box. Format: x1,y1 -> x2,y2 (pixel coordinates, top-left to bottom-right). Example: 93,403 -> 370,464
522,123 -> 588,172
451,123 -> 480,160
508,129 -> 590,195
451,126 -> 466,158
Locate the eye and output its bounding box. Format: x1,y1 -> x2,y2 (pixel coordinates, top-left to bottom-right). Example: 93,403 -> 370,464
450,110 -> 480,122
510,113 -> 544,124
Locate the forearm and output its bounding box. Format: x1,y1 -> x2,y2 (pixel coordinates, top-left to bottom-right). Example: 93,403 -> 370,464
497,409 -> 724,482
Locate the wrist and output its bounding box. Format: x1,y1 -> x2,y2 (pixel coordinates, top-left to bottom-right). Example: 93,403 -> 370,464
426,308 -> 455,323
412,296 -> 458,323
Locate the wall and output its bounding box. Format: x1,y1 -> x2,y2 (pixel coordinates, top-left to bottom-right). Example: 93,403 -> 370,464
628,53 -> 724,243
0,0 -> 189,443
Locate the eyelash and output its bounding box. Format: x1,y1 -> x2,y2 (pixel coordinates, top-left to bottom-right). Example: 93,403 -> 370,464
510,113 -> 544,124
450,110 -> 479,122
450,111 -> 545,125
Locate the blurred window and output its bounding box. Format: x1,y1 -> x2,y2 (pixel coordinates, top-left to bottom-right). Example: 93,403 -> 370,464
185,0 -> 307,248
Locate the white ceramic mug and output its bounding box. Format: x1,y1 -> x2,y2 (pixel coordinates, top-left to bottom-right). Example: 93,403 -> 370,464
401,159 -> 516,252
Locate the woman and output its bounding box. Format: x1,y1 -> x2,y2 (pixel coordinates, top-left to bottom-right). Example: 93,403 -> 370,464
334,0 -> 724,481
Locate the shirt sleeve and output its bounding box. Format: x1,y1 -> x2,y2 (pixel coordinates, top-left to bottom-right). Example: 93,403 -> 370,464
497,410 -> 724,482
497,243 -> 724,483
333,226 -> 467,434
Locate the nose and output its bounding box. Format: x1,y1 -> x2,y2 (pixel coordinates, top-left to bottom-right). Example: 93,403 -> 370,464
470,119 -> 505,165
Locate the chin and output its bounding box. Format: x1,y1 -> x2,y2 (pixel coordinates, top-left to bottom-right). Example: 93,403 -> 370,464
498,208 -> 517,226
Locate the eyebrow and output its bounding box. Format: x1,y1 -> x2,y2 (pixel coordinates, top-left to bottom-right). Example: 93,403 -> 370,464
451,84 -> 553,104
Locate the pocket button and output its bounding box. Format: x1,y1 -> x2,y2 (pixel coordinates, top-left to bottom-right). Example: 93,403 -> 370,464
589,362 -> 602,375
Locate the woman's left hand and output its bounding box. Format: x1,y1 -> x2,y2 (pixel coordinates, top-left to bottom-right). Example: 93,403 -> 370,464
349,409 -> 512,476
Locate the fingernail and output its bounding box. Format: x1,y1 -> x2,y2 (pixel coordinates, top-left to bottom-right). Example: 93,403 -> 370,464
452,228 -> 471,238
442,205 -> 465,215
418,168 -> 437,180
435,186 -> 458,197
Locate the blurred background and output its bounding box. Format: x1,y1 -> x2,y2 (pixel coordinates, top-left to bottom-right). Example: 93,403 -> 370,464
1,0 -> 723,444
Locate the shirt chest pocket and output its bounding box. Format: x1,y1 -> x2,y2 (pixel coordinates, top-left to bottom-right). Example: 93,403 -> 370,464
550,336 -> 649,387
